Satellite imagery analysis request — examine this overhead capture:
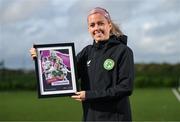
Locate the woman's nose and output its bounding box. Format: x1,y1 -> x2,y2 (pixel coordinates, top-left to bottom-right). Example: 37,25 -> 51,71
94,24 -> 100,30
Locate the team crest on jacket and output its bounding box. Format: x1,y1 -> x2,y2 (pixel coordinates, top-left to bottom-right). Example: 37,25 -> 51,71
103,59 -> 115,70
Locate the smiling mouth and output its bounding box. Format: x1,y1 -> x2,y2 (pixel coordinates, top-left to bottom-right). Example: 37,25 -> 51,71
94,30 -> 104,37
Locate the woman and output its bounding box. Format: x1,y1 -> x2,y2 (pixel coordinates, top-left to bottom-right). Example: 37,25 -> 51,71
71,7 -> 134,121
30,7 -> 134,121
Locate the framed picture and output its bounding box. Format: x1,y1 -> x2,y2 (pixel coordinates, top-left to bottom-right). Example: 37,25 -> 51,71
33,43 -> 78,98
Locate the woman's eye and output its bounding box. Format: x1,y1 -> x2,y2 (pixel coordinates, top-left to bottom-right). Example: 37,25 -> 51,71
89,24 -> 95,27
98,22 -> 104,26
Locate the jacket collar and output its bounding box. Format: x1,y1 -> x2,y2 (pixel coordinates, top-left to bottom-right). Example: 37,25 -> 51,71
108,35 -> 127,45
93,35 -> 128,49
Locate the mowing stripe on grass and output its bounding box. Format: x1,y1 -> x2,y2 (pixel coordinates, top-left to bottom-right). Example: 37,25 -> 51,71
172,88 -> 180,102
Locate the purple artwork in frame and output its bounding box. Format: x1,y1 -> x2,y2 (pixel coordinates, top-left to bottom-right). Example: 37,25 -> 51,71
33,43 -> 78,98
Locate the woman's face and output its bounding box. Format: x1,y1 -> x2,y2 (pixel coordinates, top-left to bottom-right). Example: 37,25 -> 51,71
88,13 -> 112,42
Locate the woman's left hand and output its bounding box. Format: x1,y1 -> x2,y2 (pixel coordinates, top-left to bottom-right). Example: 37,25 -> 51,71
71,91 -> 86,102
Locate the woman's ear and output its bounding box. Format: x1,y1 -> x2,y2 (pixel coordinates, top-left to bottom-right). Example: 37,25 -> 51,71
109,22 -> 113,35
109,22 -> 112,29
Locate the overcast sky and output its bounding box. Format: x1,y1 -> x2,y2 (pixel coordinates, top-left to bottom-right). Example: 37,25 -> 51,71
0,0 -> 180,69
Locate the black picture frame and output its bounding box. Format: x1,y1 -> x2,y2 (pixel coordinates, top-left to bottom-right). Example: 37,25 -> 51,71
33,43 -> 78,98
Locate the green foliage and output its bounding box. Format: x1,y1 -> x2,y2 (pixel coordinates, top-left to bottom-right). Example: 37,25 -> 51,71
0,69 -> 36,90
0,63 -> 180,90
135,63 -> 180,88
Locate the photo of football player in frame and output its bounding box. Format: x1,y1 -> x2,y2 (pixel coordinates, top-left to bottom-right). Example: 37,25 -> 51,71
33,43 -> 78,98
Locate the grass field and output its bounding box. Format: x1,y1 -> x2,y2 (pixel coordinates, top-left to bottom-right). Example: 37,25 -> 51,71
131,88 -> 180,121
0,88 -> 180,121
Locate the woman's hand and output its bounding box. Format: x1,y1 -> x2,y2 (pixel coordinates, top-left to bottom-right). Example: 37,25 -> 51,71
71,91 -> 86,102
29,47 -> 37,59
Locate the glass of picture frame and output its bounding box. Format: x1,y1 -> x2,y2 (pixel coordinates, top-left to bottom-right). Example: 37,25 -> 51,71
33,43 -> 78,98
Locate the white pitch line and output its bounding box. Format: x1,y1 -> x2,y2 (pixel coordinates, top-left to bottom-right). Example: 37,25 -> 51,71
172,88 -> 180,102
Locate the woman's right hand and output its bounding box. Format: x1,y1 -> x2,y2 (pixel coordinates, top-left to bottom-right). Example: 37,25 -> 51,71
29,47 -> 37,59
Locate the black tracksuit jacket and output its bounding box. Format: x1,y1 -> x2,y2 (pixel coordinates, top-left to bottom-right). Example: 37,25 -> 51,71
77,35 -> 134,121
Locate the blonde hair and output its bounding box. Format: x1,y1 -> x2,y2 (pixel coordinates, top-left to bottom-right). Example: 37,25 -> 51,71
88,7 -> 124,37
110,21 -> 124,37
